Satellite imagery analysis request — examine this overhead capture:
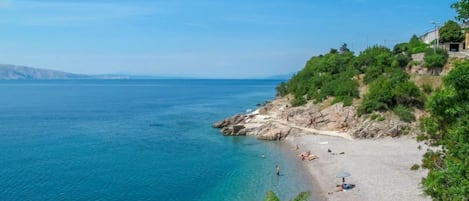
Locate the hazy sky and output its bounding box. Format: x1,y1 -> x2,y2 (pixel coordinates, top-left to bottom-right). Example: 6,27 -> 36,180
0,0 -> 457,78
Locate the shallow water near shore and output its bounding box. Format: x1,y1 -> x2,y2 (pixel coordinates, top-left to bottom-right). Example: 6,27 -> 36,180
0,79 -> 315,201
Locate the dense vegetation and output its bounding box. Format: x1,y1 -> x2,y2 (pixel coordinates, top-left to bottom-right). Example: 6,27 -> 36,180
282,44 -> 359,107
277,42 -> 422,122
357,51 -> 424,118
418,2 -> 469,198
419,60 -> 469,200
393,35 -> 428,54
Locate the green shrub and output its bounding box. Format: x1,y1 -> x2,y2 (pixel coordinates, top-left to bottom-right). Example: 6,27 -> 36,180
424,48 -> 448,69
410,164 -> 420,171
357,46 -> 394,67
358,76 -> 393,115
416,134 -> 427,142
421,83 -> 433,94
393,42 -> 409,54
364,65 -> 385,84
370,113 -> 380,120
291,192 -> 311,201
292,95 -> 306,107
264,191 -> 280,201
285,47 -> 359,107
410,46 -> 427,54
409,60 -> 421,67
358,98 -> 388,116
408,35 -> 428,54
369,113 -> 385,121
393,105 -> 416,122
393,35 -> 428,55
276,82 -> 289,97
395,53 -> 411,68
359,68 -> 423,115
392,81 -> 425,107
263,191 -> 310,201
425,54 -> 447,68
332,96 -> 354,106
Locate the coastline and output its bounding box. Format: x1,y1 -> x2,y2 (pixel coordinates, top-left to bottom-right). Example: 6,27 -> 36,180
284,135 -> 430,201
213,96 -> 431,201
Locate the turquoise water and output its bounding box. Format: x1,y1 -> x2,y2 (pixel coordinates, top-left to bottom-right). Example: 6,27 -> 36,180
0,80 -> 314,201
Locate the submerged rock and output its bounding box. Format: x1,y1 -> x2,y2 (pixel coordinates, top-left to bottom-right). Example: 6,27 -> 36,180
220,125 -> 247,136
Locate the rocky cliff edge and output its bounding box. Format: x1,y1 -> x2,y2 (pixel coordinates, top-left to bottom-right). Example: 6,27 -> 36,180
213,96 -> 421,140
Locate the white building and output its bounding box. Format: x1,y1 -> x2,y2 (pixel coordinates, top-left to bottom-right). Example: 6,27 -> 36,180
420,29 -> 438,44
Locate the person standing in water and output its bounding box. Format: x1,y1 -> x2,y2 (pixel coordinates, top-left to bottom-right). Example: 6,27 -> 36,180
275,165 -> 280,176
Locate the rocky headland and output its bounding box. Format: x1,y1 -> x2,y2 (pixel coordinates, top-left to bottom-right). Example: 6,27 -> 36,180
212,95 -> 421,140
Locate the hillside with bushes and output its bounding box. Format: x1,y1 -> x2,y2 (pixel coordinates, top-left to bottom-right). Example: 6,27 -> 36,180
274,32 -> 467,200
276,36 -> 436,124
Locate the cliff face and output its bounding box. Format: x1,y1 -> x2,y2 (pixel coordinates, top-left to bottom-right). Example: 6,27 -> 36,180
213,96 -> 420,140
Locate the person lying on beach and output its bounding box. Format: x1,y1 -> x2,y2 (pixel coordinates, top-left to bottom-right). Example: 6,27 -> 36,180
299,151 -> 313,160
307,154 -> 318,160
332,152 -> 345,155
336,185 -> 343,192
328,149 -> 345,155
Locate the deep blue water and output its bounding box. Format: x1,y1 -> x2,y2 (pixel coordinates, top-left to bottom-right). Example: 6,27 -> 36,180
0,80 -> 314,201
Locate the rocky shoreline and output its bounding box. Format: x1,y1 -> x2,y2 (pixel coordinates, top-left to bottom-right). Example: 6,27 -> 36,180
212,95 -> 420,140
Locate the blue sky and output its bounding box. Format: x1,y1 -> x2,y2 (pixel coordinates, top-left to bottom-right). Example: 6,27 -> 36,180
0,0 -> 458,78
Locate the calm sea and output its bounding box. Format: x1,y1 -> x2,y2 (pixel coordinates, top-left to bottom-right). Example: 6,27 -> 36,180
0,79 -> 314,201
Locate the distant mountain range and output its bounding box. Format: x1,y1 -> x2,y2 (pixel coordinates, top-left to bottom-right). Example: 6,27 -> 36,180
267,73 -> 294,80
0,64 -> 88,80
0,64 -> 295,80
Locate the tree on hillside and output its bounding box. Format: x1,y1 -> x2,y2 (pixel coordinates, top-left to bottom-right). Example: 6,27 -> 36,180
451,0 -> 469,22
340,43 -> 350,54
408,35 -> 427,52
420,60 -> 469,200
392,35 -> 427,55
355,46 -> 394,83
439,20 -> 464,43
276,82 -> 288,97
393,42 -> 409,54
409,34 -> 422,45
358,68 -> 424,119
